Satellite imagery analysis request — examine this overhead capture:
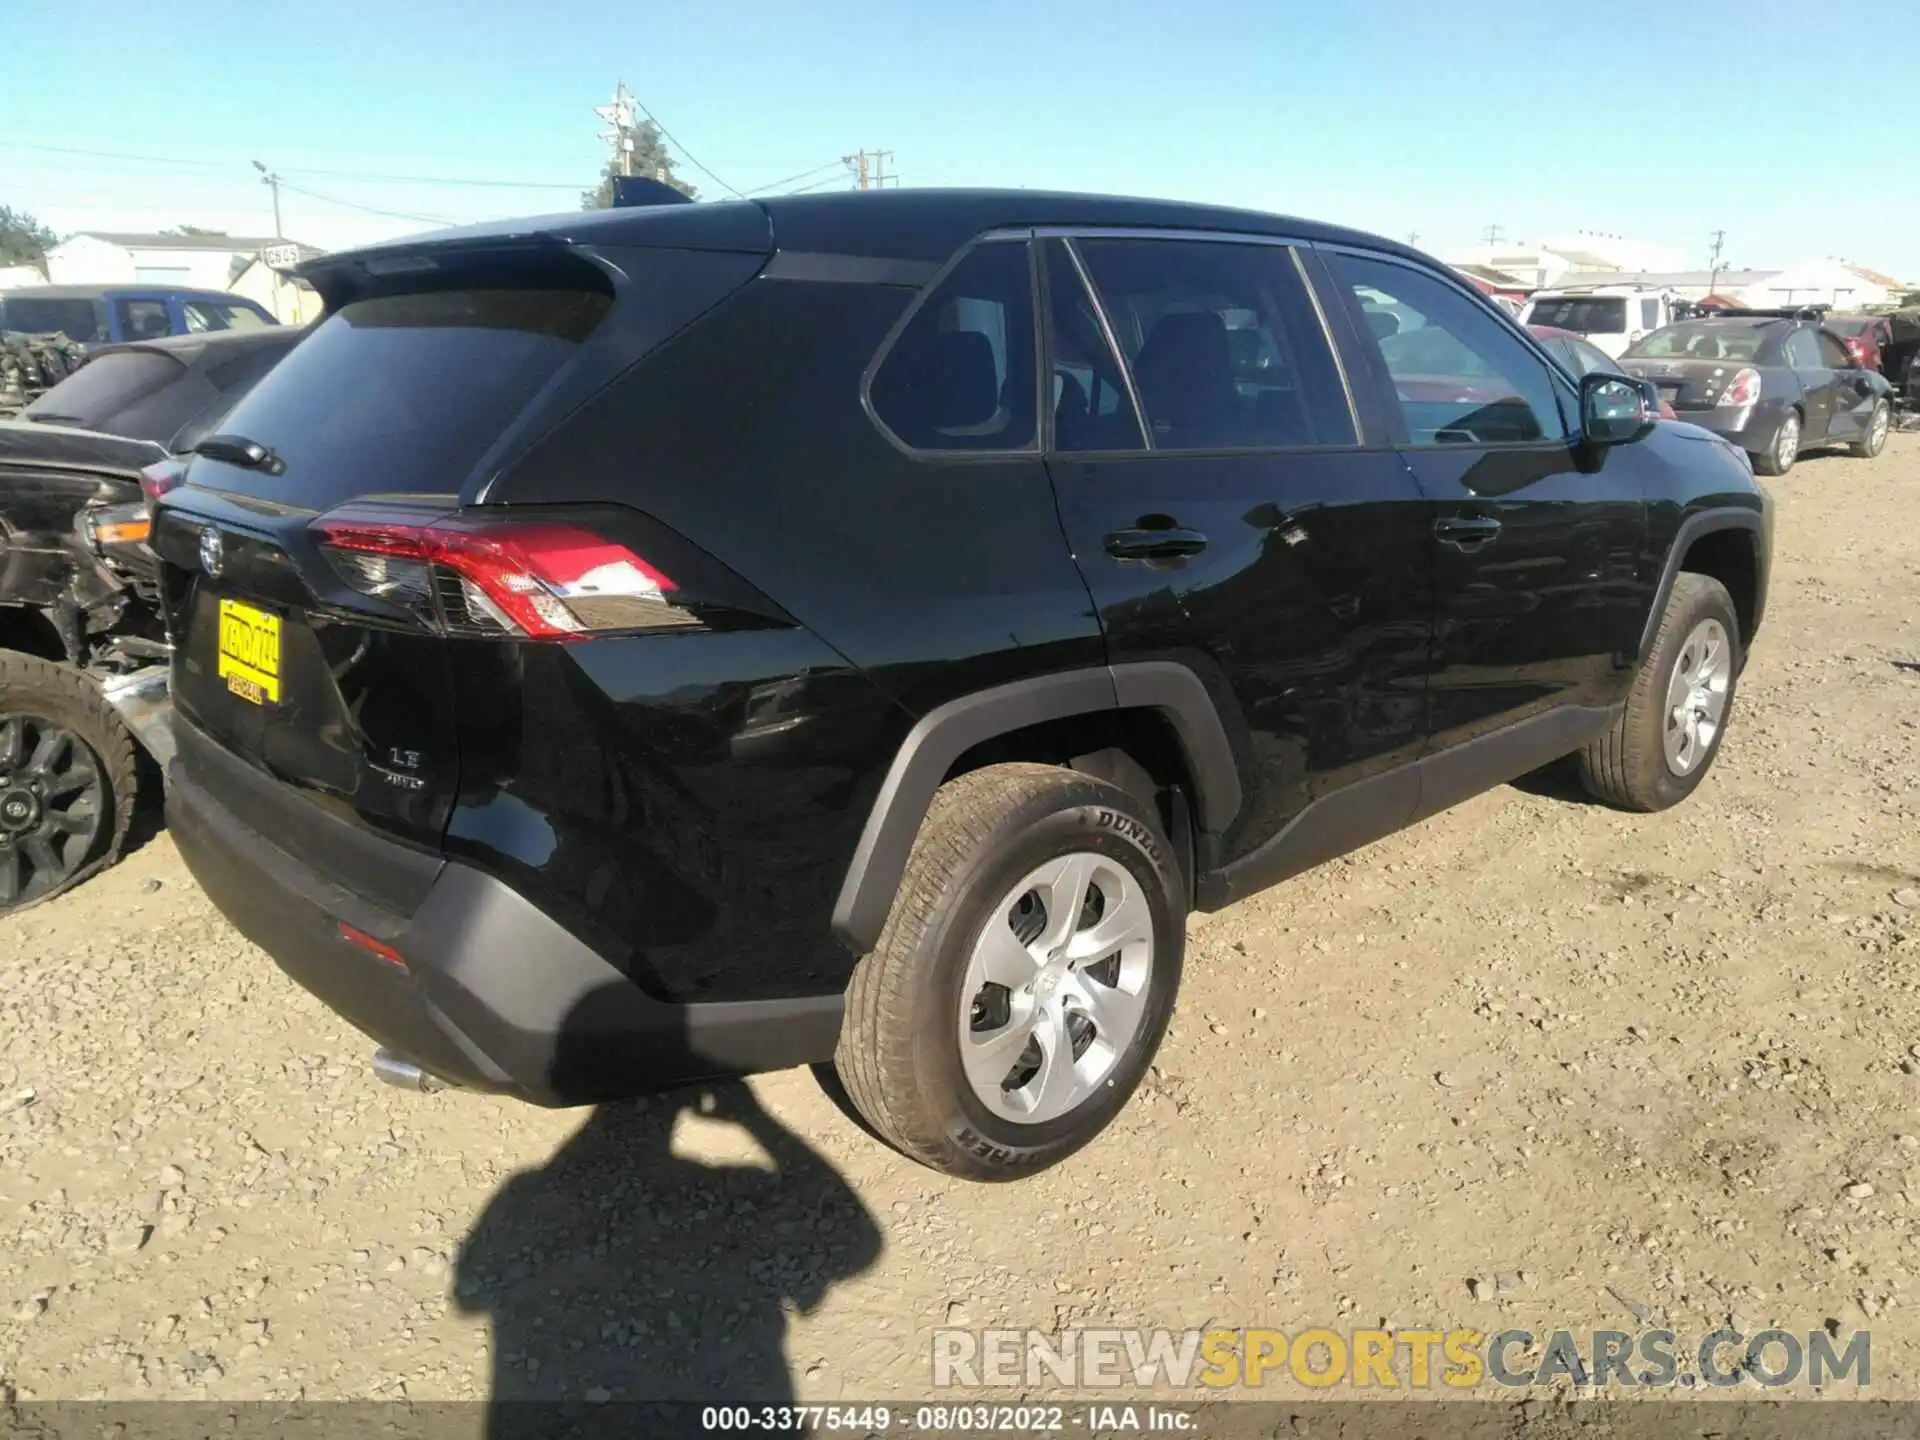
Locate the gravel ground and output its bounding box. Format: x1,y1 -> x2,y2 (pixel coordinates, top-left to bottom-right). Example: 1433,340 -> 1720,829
3,435 -> 1918,1408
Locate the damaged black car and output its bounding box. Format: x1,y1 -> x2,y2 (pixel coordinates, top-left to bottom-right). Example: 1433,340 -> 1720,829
0,325 -> 302,909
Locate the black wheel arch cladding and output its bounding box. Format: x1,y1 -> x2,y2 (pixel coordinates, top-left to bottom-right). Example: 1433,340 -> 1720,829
830,662 -> 1240,954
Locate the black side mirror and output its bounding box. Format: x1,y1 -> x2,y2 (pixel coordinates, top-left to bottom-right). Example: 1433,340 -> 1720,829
1581,373 -> 1651,445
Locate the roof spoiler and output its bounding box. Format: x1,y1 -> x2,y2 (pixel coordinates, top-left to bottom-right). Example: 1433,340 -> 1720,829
610,177 -> 693,208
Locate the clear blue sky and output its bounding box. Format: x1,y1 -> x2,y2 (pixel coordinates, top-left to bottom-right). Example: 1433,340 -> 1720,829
7,0 -> 1919,278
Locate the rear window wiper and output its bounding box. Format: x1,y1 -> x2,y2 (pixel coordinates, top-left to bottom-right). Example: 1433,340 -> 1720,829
192,433 -> 284,473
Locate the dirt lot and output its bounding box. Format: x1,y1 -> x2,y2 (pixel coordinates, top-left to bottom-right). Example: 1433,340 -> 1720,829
3,436 -> 1919,1409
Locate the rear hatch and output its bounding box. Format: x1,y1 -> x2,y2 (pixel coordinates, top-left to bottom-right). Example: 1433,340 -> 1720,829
151,231 -> 771,874
1523,295 -> 1628,340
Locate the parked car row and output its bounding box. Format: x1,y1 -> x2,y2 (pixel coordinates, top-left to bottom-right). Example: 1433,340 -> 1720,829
1618,307 -> 1895,475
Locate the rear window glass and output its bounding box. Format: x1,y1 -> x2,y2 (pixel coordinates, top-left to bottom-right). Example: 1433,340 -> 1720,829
1824,316 -> 1878,338
1525,297 -> 1627,334
1627,324 -> 1767,362
191,288 -> 609,508
4,297 -> 106,343
21,349 -> 184,428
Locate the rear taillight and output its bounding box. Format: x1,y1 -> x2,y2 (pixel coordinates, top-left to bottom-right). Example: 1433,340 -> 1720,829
140,460 -> 185,504
311,510 -> 694,640
1717,368 -> 1761,408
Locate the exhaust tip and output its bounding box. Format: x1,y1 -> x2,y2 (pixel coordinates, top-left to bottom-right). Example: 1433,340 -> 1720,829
371,1048 -> 449,1093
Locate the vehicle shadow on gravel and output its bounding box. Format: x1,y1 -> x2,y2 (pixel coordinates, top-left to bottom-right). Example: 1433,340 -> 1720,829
452,1063 -> 882,1438
1506,754 -> 1606,807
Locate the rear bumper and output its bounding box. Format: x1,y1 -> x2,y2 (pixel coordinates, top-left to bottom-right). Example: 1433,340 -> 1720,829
100,665 -> 175,772
1669,404 -> 1787,457
166,719 -> 843,1105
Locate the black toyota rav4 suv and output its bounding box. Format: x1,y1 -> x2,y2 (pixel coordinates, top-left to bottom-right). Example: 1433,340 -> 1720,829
154,190 -> 1771,1180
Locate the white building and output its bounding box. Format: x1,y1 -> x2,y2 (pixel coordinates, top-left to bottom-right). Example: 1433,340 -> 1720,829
1543,232 -> 1687,274
1445,234 -> 1685,292
1554,269 -> 1781,304
230,254 -> 325,324
1743,260 -> 1903,310
45,231 -> 317,293
1550,261 -> 1906,310
0,263 -> 48,291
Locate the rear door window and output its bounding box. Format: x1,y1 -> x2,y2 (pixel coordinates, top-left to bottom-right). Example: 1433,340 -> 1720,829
189,287 -> 611,508
184,300 -> 272,333
869,240 -> 1037,453
2,297 -> 107,343
1816,331 -> 1852,368
216,303 -> 272,332
1071,236 -> 1353,450
1784,328 -> 1823,370
1042,240 -> 1145,452
181,301 -> 229,333
1640,298 -> 1660,331
114,298 -> 172,341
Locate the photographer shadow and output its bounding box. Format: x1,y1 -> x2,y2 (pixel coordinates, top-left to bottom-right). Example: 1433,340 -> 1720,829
453,1039 -> 881,1437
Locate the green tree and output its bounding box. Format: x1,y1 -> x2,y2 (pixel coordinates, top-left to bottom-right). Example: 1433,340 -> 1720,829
166,225 -> 230,237
1899,290 -> 1920,308
0,205 -> 57,273
580,121 -> 696,209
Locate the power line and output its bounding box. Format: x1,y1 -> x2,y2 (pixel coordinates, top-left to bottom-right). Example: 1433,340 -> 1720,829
746,160 -> 847,196
784,174 -> 853,196
0,138 -> 236,170
0,138 -> 583,191
280,166 -> 581,191
275,180 -> 455,227
626,93 -> 746,199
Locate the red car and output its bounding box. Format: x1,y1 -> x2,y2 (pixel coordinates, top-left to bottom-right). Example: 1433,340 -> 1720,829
1823,314 -> 1892,374
1529,323 -> 1677,419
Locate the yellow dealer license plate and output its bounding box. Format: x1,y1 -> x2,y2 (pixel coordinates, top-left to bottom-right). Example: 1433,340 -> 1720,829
217,599 -> 282,705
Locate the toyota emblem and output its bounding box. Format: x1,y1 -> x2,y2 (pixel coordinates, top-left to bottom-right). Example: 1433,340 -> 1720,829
198,527 -> 225,577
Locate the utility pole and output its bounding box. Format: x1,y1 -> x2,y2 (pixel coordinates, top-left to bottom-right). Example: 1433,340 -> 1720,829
1481,223 -> 1504,248
1406,229 -> 1420,247
843,150 -> 896,190
594,82 -> 639,179
1706,229 -> 1727,295
251,159 -> 283,239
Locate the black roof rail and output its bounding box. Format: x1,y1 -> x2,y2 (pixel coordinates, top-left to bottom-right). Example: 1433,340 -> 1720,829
1700,304 -> 1831,321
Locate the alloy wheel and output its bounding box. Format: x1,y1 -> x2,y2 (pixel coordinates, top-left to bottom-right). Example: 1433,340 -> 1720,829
1775,415 -> 1800,471
1662,619 -> 1732,777
0,713 -> 107,907
959,851 -> 1154,1125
